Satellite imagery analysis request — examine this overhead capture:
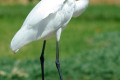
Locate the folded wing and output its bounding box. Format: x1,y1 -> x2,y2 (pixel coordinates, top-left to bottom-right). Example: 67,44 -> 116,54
22,0 -> 66,28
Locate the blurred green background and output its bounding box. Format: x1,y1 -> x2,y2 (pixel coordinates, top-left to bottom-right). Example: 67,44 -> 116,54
0,0 -> 120,80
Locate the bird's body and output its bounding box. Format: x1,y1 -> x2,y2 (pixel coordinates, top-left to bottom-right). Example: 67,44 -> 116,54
10,0 -> 89,53
11,0 -> 74,52
10,0 -> 89,79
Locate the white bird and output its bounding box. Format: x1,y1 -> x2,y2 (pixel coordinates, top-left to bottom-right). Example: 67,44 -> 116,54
10,0 -> 89,80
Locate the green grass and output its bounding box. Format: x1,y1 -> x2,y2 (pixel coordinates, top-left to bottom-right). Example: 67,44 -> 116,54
0,31 -> 120,80
0,4 -> 120,80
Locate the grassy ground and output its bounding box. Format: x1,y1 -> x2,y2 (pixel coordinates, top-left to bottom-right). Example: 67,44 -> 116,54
0,32 -> 120,80
0,4 -> 120,80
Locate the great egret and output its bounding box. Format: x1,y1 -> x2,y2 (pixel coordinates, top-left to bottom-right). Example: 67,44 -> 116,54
10,0 -> 89,80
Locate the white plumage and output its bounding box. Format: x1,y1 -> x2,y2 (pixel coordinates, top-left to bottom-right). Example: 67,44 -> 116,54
10,0 -> 89,53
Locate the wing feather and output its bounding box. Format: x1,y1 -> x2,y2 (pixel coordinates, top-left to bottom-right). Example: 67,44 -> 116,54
23,0 -> 65,28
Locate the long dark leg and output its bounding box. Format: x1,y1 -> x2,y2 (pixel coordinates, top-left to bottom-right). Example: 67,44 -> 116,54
56,41 -> 63,80
40,40 -> 46,80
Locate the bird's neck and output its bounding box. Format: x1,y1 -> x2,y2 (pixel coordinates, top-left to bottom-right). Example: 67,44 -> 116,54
72,0 -> 89,17
76,0 -> 89,3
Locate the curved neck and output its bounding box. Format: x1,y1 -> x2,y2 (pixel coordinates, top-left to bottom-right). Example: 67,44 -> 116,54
72,0 -> 89,17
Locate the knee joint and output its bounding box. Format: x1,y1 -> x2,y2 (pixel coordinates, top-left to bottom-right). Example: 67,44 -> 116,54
56,61 -> 60,66
40,56 -> 44,62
